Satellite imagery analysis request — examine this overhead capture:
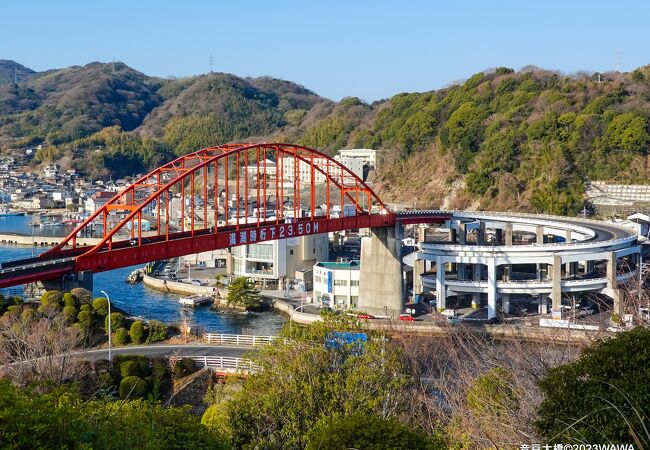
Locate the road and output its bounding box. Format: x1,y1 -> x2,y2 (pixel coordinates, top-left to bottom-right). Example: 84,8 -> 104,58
72,344 -> 253,362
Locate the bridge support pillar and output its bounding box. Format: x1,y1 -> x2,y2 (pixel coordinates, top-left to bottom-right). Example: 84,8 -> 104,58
477,222 -> 486,246
606,252 -> 622,316
502,294 -> 510,314
413,258 -> 425,300
538,294 -> 548,315
495,228 -> 503,245
551,255 -> 562,315
536,225 -> 544,244
505,223 -> 513,246
436,256 -> 446,311
458,223 -> 467,245
359,226 -> 404,318
471,264 -> 482,309
487,260 -> 497,319
42,271 -> 94,293
448,228 -> 457,244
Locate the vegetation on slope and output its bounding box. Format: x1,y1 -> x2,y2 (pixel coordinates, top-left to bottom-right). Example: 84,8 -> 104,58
2,60 -> 650,214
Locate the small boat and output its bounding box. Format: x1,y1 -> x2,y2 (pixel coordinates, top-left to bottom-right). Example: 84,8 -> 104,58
179,294 -> 212,308
0,206 -> 24,217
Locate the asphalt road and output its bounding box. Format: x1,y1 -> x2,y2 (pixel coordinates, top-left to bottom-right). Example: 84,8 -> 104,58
76,344 -> 253,361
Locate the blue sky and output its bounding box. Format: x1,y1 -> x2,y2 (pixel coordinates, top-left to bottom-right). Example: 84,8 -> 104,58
3,0 -> 650,101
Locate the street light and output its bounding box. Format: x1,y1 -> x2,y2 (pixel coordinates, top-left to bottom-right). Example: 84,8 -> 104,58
100,290 -> 112,364
290,303 -> 305,331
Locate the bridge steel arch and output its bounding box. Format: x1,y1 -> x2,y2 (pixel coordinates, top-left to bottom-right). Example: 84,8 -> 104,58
38,143 -> 393,275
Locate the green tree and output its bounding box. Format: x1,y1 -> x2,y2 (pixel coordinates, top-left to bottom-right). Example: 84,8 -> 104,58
535,327 -> 650,445
92,297 -> 109,316
104,312 -> 125,331
119,376 -> 148,399
226,276 -> 261,310
224,320 -> 411,448
63,292 -> 76,308
130,320 -> 145,344
114,327 -> 130,346
40,290 -> 63,306
62,305 -> 79,323
305,413 -> 443,450
70,287 -> 93,305
146,320 -> 167,343
76,309 -> 93,329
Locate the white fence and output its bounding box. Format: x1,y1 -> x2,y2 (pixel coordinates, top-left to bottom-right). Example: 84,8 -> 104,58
204,333 -> 284,347
187,355 -> 262,372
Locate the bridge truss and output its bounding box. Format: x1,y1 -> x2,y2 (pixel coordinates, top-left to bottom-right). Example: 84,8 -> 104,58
32,143 -> 393,275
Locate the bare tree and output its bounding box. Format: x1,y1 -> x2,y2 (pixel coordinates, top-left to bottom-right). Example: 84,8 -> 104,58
0,307 -> 89,386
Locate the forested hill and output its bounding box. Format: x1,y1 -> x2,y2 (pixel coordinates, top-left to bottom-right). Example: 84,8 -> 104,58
1,60 -> 649,214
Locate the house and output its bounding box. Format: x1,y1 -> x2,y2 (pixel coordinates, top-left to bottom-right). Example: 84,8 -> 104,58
85,191 -> 115,213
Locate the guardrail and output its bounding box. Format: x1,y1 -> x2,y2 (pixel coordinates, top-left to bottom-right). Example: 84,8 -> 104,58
184,355 -> 262,372
204,333 -> 283,346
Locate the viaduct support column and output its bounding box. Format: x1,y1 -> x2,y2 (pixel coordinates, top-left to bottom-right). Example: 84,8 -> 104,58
457,223 -> 467,279
413,258 -> 424,300
472,264 -> 482,309
551,255 -> 562,316
42,271 -> 94,293
487,259 -> 497,319
606,252 -> 621,317
505,223 -> 513,246
502,294 -> 510,314
358,226 -> 404,318
436,256 -> 446,312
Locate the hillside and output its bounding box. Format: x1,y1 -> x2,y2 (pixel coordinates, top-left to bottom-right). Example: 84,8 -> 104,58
1,60 -> 649,214
0,60 -> 35,85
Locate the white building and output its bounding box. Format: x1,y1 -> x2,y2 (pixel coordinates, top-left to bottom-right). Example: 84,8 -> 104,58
230,234 -> 329,286
280,156 -> 328,183
245,159 -> 277,177
313,260 -> 360,309
336,148 -> 379,169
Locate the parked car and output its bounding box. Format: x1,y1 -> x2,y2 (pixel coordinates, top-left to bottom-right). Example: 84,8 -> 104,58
578,306 -> 595,317
399,314 -> 415,322
356,314 -> 375,319
191,279 -> 206,286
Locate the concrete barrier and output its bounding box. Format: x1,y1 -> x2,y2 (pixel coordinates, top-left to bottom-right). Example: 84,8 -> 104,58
142,273 -> 224,297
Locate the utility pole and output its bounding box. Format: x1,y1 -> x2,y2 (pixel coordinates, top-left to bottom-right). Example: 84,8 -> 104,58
209,55 -> 213,73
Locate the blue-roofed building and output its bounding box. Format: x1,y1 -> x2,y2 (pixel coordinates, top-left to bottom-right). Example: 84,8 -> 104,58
313,260 -> 360,309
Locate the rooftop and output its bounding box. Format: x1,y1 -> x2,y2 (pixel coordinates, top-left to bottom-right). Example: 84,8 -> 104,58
315,260 -> 361,270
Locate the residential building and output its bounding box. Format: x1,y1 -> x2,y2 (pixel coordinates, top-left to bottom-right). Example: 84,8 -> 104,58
336,148 -> 379,168
280,155 -> 328,183
85,191 -> 114,213
229,234 -> 329,288
312,260 -> 360,309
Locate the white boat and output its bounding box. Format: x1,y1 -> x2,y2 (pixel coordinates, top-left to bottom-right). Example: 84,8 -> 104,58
178,294 -> 212,308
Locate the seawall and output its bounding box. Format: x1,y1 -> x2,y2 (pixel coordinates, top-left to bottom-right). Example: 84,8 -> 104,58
0,233 -> 101,247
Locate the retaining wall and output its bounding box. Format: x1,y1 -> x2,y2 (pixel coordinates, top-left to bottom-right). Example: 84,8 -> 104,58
0,233 -> 101,247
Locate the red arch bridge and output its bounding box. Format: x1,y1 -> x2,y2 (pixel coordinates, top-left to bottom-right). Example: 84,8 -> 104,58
0,143 -> 450,291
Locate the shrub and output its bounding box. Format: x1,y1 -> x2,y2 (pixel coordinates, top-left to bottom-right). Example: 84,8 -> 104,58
77,310 -> 93,328
146,320 -> 167,343
37,303 -> 61,316
104,312 -> 124,331
151,358 -> 170,392
120,360 -> 140,378
70,287 -> 92,305
80,304 -> 92,313
114,355 -> 150,377
119,376 -> 148,399
129,321 -> 145,344
173,358 -> 197,379
305,413 -> 444,450
62,306 -> 79,323
40,290 -> 63,306
6,305 -> 21,315
20,308 -> 35,322
92,297 -> 109,317
63,293 -> 76,308
114,327 -> 130,346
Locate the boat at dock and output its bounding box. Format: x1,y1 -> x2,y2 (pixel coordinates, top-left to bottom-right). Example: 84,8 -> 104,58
179,294 -> 212,308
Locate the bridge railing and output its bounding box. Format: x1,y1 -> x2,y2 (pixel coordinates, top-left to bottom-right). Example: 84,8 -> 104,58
186,355 -> 262,372
204,333 -> 285,347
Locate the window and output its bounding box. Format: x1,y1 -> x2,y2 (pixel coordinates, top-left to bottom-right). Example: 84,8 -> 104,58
334,295 -> 347,305
334,280 -> 347,286
350,280 -> 359,286
351,296 -> 358,307
247,243 -> 273,260
290,250 -> 294,255
315,276 -> 322,283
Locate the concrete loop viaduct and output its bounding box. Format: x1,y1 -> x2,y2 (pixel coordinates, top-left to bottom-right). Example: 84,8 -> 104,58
408,211 -> 640,320
0,142 -> 639,320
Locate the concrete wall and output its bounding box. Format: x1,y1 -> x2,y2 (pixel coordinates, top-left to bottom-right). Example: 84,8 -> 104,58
358,226 -> 403,317
0,233 -> 101,247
